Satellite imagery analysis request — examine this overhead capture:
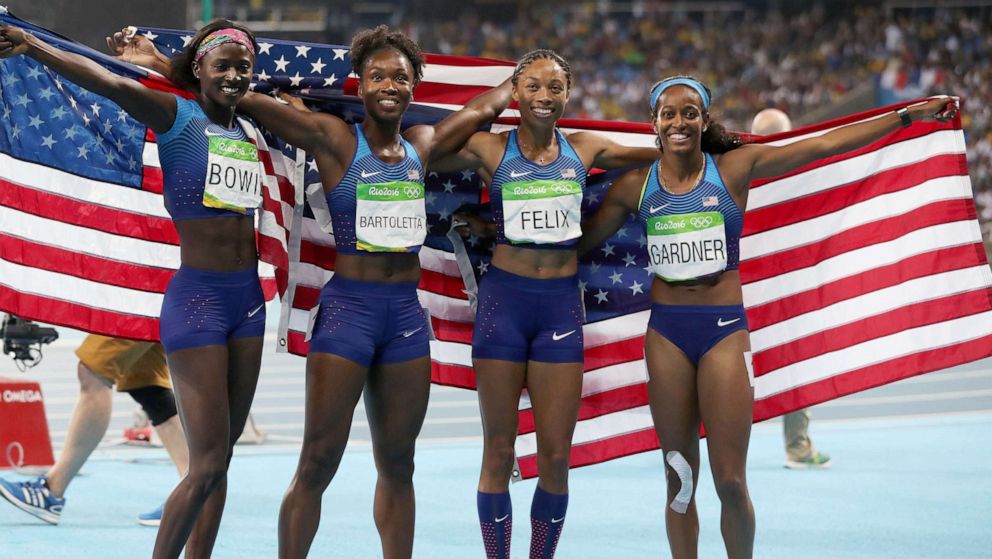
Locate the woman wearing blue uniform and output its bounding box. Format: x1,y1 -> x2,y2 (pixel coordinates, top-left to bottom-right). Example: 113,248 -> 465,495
235,26 -> 511,559
440,50 -> 658,559
578,76 -> 957,558
0,20 -> 270,559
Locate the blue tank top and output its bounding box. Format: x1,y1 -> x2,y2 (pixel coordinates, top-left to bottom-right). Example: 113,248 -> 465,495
327,125 -> 426,255
490,129 -> 587,250
637,153 -> 743,282
156,96 -> 261,221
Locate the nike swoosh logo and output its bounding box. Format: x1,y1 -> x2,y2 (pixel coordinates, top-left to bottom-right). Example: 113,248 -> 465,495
204,129 -> 225,137
649,204 -> 669,213
402,327 -> 424,338
510,171 -> 531,178
552,330 -> 577,341
717,317 -> 740,327
495,514 -> 509,523
247,304 -> 265,318
360,170 -> 381,178
551,517 -> 564,524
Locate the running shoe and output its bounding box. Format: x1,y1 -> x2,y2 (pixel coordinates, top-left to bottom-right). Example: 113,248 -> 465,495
784,451 -> 832,469
0,476 -> 65,524
137,502 -> 164,527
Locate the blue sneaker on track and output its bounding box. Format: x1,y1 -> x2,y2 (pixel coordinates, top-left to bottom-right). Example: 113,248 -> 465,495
0,476 -> 64,524
137,502 -> 164,527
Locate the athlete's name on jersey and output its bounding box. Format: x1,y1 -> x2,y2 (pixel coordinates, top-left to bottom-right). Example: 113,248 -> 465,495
511,184 -> 576,196
359,215 -> 424,230
650,239 -> 726,265
520,209 -> 570,230
207,163 -> 260,195
3,389 -> 42,403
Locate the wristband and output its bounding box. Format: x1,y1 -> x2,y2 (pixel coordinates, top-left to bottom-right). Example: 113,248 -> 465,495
896,107 -> 912,127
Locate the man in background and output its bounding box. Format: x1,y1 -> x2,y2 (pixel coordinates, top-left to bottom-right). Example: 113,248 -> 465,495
751,108 -> 833,470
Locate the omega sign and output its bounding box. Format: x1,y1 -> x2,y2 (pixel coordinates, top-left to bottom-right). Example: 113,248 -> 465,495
3,389 -> 43,403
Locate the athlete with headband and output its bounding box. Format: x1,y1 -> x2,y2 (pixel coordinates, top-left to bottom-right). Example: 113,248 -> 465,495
1,20 -> 268,558
578,75 -> 956,558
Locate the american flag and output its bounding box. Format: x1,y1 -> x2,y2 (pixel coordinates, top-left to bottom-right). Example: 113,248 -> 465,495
4,11 -> 991,479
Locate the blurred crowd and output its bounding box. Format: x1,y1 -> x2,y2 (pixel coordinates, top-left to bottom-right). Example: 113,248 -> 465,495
402,4 -> 992,246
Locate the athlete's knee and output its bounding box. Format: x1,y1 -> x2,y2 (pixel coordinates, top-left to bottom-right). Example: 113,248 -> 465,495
665,450 -> 695,514
481,438 -> 517,475
296,446 -> 344,488
536,445 -> 571,480
185,463 -> 227,495
126,386 -> 178,426
713,472 -> 749,506
376,446 -> 416,484
77,362 -> 112,394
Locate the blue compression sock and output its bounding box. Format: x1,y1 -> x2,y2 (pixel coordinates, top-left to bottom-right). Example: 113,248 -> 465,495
529,485 -> 568,559
478,490 -> 512,559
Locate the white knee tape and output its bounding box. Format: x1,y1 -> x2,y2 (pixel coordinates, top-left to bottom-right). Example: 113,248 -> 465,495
665,450 -> 693,514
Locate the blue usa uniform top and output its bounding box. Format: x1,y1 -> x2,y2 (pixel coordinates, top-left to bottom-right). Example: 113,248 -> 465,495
637,153 -> 744,282
490,129 -> 587,250
156,95 -> 262,221
327,124 -> 426,254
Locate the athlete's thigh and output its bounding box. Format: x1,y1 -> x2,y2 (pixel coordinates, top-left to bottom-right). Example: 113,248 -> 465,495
300,352 -> 368,452
525,361 -> 583,448
364,355 -> 432,458
474,358 -> 527,439
696,330 -> 753,473
226,335 -> 264,440
166,344 -> 232,457
644,328 -> 701,457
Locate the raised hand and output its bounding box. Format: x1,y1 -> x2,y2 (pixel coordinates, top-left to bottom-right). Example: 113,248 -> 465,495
105,26 -> 169,72
910,96 -> 960,123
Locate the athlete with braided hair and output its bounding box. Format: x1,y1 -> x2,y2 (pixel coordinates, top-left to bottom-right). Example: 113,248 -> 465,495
579,75 -> 957,558
441,49 -> 658,559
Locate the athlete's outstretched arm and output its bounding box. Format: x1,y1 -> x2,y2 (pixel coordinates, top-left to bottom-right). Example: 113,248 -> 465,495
723,97 -> 958,192
238,91 -> 351,156
576,167 -> 646,256
0,25 -> 176,133
569,131 -> 659,170
407,78 -> 513,164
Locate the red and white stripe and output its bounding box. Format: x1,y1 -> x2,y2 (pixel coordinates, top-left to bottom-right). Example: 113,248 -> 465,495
740,104 -> 992,421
